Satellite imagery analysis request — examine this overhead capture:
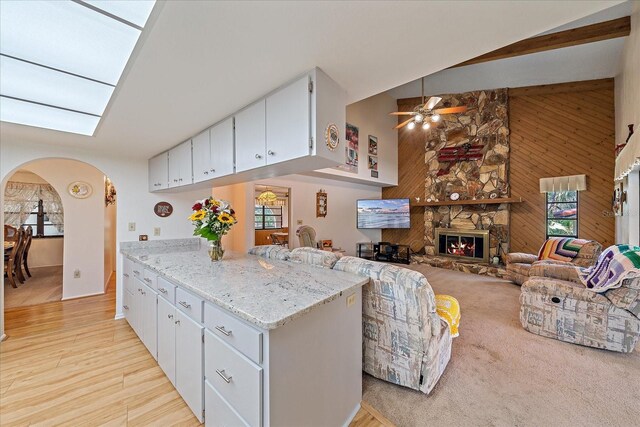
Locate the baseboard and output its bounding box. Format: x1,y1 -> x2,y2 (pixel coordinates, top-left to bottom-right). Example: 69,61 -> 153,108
342,402 -> 361,427
114,313 -> 125,320
61,290 -> 105,301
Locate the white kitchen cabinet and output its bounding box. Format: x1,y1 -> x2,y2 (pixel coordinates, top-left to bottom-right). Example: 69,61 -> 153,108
149,153 -> 169,191
141,282 -> 158,360
209,117 -> 235,178
265,75 -> 310,165
157,296 -> 177,386
235,100 -> 266,173
169,140 -> 193,188
175,309 -> 204,423
192,129 -> 211,183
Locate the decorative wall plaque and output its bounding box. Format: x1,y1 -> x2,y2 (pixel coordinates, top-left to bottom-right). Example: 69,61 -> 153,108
68,181 -> 93,199
154,201 -> 173,218
316,190 -> 327,217
325,123 -> 339,151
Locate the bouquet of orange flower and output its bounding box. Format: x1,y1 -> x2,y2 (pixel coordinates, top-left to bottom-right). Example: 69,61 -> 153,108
189,197 -> 237,241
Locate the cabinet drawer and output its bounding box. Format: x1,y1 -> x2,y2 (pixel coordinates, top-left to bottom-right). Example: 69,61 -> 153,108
205,379 -> 249,427
176,288 -> 204,323
142,268 -> 158,291
131,263 -> 143,279
204,302 -> 262,364
205,330 -> 262,427
157,277 -> 176,305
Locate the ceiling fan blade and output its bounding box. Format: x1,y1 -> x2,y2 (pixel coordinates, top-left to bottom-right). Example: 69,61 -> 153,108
389,112 -> 416,116
433,106 -> 468,114
394,118 -> 414,129
425,96 -> 442,110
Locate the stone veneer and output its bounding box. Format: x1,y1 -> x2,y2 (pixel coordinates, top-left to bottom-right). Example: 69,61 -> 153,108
422,88 -> 510,260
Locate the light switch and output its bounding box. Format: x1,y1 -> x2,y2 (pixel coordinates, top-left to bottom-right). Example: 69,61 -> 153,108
297,219 -> 303,225
153,227 -> 161,236
128,222 -> 136,231
346,293 -> 356,307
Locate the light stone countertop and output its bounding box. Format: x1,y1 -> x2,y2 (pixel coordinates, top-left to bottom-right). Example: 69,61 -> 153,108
121,240 -> 367,330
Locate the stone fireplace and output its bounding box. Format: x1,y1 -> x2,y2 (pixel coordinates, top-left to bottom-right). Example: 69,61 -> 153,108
435,228 -> 490,263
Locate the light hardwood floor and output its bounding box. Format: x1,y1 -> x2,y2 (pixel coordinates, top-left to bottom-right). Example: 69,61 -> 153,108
1,275 -> 391,426
3,265 -> 63,309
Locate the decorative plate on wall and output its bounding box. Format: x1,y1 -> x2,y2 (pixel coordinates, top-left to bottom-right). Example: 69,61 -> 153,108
325,123 -> 339,151
68,181 -> 93,199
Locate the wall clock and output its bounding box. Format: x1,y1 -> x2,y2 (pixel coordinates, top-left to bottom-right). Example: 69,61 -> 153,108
325,123 -> 339,151
68,181 -> 93,199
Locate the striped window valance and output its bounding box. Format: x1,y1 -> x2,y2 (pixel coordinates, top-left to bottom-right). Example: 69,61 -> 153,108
539,175 -> 587,193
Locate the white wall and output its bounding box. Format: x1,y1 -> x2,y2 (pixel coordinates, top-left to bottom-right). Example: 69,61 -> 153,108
313,92 -> 398,186
1,139 -> 210,337
19,160 -> 106,300
215,174 -> 381,255
615,2 -> 640,245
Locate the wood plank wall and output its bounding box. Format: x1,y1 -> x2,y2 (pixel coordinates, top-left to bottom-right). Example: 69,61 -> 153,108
510,78 -> 615,253
384,79 -> 615,254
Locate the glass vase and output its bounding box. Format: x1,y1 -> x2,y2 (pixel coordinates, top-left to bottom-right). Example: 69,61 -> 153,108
208,239 -> 224,262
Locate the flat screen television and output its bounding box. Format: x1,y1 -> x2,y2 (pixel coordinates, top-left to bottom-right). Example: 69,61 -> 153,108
357,198 -> 410,229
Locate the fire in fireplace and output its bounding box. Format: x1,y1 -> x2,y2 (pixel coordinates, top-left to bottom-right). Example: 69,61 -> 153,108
435,228 -> 490,263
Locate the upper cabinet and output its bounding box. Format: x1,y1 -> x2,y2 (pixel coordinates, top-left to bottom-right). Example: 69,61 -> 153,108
149,67 -> 346,192
168,140 -> 193,188
265,75 -> 311,165
149,153 -> 168,192
235,100 -> 266,173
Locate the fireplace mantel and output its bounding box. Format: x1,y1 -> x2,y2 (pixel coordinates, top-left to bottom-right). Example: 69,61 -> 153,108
412,196 -> 523,207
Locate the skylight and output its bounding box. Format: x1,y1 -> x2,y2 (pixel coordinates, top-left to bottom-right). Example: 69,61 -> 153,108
0,0 -> 155,136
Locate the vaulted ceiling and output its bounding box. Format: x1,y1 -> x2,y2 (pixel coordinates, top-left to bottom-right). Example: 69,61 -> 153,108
0,0 -> 625,159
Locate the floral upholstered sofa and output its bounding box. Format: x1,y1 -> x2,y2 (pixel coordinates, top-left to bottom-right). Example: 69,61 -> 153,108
334,256 -> 452,394
506,240 -> 602,285
249,246 -> 452,393
520,263 -> 640,353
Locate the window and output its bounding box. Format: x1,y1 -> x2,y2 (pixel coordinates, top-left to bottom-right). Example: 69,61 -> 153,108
546,191 -> 578,239
22,199 -> 64,237
254,205 -> 283,230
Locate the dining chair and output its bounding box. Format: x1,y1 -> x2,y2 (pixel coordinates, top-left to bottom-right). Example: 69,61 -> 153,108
22,226 -> 33,278
13,228 -> 27,284
4,226 -> 21,288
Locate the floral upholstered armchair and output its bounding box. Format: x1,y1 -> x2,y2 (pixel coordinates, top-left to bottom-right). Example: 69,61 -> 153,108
333,256 -> 452,394
505,240 -> 602,285
520,263 -> 640,353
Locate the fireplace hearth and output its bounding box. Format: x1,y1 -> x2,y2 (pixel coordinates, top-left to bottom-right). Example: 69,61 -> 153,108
435,228 -> 490,263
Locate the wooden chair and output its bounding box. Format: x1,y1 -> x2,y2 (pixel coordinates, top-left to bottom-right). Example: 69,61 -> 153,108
22,225 -> 33,278
270,233 -> 285,246
4,225 -> 21,288
13,228 -> 28,283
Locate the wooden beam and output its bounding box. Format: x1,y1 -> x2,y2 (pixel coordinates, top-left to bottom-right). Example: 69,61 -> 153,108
509,78 -> 613,97
452,16 -> 630,68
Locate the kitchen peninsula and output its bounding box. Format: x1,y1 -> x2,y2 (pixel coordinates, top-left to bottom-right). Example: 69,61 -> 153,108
120,239 -> 367,427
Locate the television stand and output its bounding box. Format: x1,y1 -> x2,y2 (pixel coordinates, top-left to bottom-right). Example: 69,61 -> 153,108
356,242 -> 411,265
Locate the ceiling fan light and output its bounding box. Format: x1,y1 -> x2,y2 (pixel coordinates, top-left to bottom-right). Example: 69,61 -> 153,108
422,122 -> 430,130
431,114 -> 441,122
407,121 -> 416,130
414,114 -> 424,123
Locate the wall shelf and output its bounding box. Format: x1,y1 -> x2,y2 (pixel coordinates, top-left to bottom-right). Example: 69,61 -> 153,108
411,196 -> 523,207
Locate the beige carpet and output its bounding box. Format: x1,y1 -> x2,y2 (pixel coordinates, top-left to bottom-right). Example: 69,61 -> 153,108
363,265 -> 640,427
4,266 -> 62,308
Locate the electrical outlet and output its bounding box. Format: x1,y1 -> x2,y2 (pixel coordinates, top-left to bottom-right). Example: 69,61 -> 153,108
297,219 -> 303,225
153,227 -> 161,236
346,293 -> 356,307
128,222 -> 136,231
74,269 -> 81,279
139,234 -> 148,241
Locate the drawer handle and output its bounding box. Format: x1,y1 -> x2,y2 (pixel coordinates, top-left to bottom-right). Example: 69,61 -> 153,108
144,277 -> 152,283
138,288 -> 142,293
133,270 -> 140,275
123,305 -> 129,310
215,325 -> 232,336
168,314 -> 173,319
204,171 -> 209,175
178,301 -> 191,309
255,154 -> 262,159
123,273 -> 129,278
175,320 -> 180,325
159,288 -> 168,294
210,169 -> 215,173
141,291 -> 146,295
267,150 -> 275,156
216,369 -> 233,384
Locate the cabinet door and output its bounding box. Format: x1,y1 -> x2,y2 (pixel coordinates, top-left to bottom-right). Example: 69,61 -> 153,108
266,75 -> 310,165
210,117 -> 235,178
157,297 -> 177,386
123,288 -> 132,325
168,145 -> 181,188
169,140 -> 192,187
131,278 -> 145,339
235,100 -> 266,173
141,283 -> 158,360
192,129 -> 211,183
148,153 -> 168,191
175,309 -> 204,423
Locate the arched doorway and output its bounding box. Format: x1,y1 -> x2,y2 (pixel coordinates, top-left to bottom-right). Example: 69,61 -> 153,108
1,158 -> 117,334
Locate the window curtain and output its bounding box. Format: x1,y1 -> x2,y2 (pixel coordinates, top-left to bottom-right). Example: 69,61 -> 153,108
4,181 -> 64,232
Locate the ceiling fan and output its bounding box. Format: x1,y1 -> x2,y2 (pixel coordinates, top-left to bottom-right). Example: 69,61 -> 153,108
390,78 -> 467,130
